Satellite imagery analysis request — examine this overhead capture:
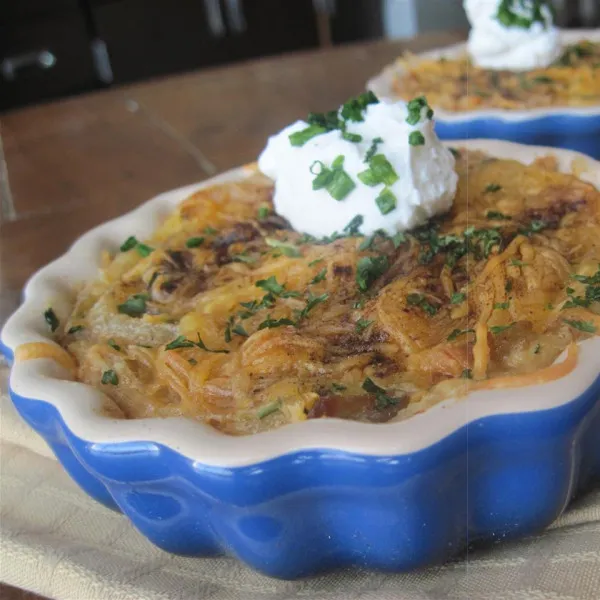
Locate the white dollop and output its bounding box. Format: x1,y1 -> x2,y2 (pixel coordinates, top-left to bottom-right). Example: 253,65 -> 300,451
258,101 -> 458,238
465,0 -> 561,71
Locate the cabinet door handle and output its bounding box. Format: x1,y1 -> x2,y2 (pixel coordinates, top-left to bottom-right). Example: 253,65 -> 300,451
1,50 -> 56,81
203,0 -> 226,37
224,0 -> 247,33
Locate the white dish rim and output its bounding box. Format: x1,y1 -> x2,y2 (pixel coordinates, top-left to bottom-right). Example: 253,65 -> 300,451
2,139 -> 600,468
367,29 -> 600,123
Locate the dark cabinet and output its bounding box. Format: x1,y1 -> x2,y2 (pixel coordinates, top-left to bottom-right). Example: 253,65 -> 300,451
93,0 -> 319,85
0,0 -> 380,112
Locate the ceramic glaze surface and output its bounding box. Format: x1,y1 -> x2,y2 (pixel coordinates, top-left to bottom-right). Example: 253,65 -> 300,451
368,30 -> 600,159
2,140 -> 600,578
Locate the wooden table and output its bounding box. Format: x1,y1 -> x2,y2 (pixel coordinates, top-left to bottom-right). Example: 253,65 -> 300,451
0,32 -> 464,599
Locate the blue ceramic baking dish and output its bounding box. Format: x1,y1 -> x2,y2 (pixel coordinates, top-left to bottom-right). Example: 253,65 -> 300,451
368,29 -> 600,159
2,140 -> 600,579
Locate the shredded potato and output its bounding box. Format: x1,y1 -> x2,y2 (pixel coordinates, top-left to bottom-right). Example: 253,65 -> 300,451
392,41 -> 600,111
22,151 -> 600,435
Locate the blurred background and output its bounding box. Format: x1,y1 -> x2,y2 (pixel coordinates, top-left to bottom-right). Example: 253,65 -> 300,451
1,0 -> 599,112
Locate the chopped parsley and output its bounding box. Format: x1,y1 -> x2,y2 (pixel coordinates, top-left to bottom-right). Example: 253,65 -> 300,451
257,206 -> 269,220
311,156 -> 356,201
185,236 -> 204,248
188,358 -> 198,366
165,333 -> 229,353
44,308 -> 60,332
408,131 -> 425,146
364,137 -> 383,163
510,259 -> 529,267
258,400 -> 282,419
107,339 -> 121,351
494,302 -> 510,310
447,328 -> 474,341
496,0 -> 549,28
357,154 -> 399,187
532,75 -> 553,84
231,252 -> 257,264
451,292 -> 466,304
117,294 -> 148,317
407,293 -> 438,316
101,370 -> 118,385
265,238 -> 302,257
355,318 -> 374,333
563,319 -> 596,334
487,211 -> 510,220
484,183 -> 502,193
362,377 -> 398,410
232,324 -> 249,337
310,268 -> 327,284
331,383 -> 347,392
296,292 -> 329,321
375,188 -> 397,215
356,255 -> 389,292
534,343 -> 541,355
256,276 -> 300,298
308,258 -> 324,267
204,226 -> 218,235
519,219 -> 547,236
505,280 -> 513,293
67,325 -> 84,334
489,323 -> 515,335
258,316 -> 296,330
460,369 -> 473,379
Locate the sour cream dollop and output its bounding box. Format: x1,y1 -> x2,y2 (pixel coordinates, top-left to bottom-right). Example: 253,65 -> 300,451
258,99 -> 458,238
465,0 -> 561,71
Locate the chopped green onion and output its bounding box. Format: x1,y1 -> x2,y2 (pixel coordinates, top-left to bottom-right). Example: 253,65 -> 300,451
117,294 -> 148,317
408,131 -> 425,146
489,323 -> 515,335
375,188 -> 397,215
563,319 -> 596,334
44,308 -> 60,332
120,236 -> 138,252
185,236 -> 204,248
289,124 -> 327,147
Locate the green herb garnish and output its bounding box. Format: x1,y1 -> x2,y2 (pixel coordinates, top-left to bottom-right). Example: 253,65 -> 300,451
406,96 -> 434,125
136,243 -> 154,257
331,383 -> 347,392
533,343 -> 541,354
355,318 -> 374,333
451,292 -> 466,304
358,154 -> 399,187
117,294 -> 148,317
487,211 -> 510,220
258,206 -> 270,220
185,236 -> 204,248
494,302 -> 510,310
408,131 -> 425,146
356,255 -> 389,292
266,238 -> 302,257
447,328 -> 474,341
258,316 -> 296,330
67,325 -> 84,334
375,188 -> 397,215
166,333 -> 229,353
258,400 -> 282,419
340,91 -> 379,122
461,369 -> 473,379
563,319 -> 596,334
297,292 -> 329,321
311,156 -> 356,201
108,339 -> 121,351
120,236 -> 138,252
485,183 -> 502,193
407,293 -> 438,316
489,323 -> 515,335
101,370 -> 118,385
364,137 -> 383,163
310,268 -> 327,284
44,308 -> 60,332
289,124 -> 327,147
362,377 -> 398,410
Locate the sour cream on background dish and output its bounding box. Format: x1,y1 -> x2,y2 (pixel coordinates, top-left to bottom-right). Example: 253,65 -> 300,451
258,96 -> 458,238
465,0 -> 561,71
